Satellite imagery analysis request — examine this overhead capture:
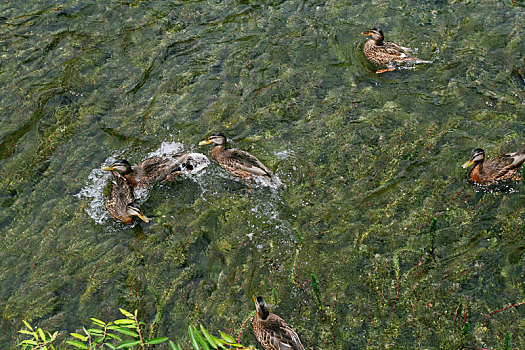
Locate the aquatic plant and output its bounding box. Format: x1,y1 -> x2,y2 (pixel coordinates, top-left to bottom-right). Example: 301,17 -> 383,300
311,273 -> 322,307
17,321 -> 57,350
16,309 -> 253,350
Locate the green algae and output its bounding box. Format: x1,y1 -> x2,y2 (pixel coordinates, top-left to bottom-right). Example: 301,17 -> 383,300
1,0 -> 525,349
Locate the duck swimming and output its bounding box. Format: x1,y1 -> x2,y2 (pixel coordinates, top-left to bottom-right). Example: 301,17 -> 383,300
102,153 -> 208,188
199,133 -> 281,185
361,28 -> 430,73
105,171 -> 149,224
252,296 -> 304,350
462,147 -> 525,185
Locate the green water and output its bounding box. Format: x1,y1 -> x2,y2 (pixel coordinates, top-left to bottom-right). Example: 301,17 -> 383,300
1,0 -> 524,348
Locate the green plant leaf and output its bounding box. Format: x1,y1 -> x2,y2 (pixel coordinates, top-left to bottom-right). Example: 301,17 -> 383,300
94,336 -> 105,343
194,327 -> 210,350
169,340 -> 183,350
105,343 -> 116,350
22,320 -> 33,331
18,340 -> 38,346
38,328 -> 46,341
88,328 -> 105,335
211,335 -> 226,349
219,331 -> 236,344
145,337 -> 169,345
106,332 -> 123,341
91,318 -> 106,326
115,340 -> 141,348
114,319 -> 136,326
189,325 -> 200,350
113,327 -> 139,337
71,333 -> 89,341
66,340 -> 90,349
18,330 -> 33,335
200,325 -> 218,349
119,309 -> 134,318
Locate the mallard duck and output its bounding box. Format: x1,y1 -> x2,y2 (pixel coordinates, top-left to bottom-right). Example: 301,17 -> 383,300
252,296 -> 304,350
102,153 -> 208,188
462,147 -> 525,185
105,171 -> 149,224
199,133 -> 281,185
361,28 -> 430,73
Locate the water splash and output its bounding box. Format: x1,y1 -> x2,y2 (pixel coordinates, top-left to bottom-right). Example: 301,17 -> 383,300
146,141 -> 185,158
77,144 -> 210,223
76,166 -> 113,224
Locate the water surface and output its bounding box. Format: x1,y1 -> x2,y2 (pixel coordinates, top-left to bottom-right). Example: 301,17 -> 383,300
1,0 -> 524,348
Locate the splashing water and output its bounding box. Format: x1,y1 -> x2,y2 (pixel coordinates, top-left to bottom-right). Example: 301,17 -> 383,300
76,167 -> 112,224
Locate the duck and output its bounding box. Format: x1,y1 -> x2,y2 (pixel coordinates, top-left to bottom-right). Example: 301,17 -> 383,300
462,147 -> 525,185
105,171 -> 149,224
199,133 -> 281,185
252,296 -> 304,350
360,28 -> 430,73
102,153 -> 208,188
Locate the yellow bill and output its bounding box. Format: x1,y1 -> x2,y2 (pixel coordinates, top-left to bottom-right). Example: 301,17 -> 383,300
138,214 -> 150,223
461,160 -> 474,169
361,31 -> 371,36
199,139 -> 212,146
101,165 -> 114,171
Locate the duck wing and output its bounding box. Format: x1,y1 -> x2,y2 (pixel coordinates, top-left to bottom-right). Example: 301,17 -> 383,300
263,316 -> 304,350
134,156 -> 183,183
486,152 -> 525,179
382,42 -> 412,59
106,171 -> 135,214
225,149 -> 274,178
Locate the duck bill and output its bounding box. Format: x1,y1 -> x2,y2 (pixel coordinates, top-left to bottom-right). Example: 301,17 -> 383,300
102,165 -> 114,171
138,214 -> 150,223
199,139 -> 212,146
360,31 -> 371,36
461,160 -> 474,169
252,295 -> 257,303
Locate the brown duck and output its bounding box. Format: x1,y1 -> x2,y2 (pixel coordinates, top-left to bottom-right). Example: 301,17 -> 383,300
462,147 -> 525,185
361,28 -> 430,73
105,171 -> 149,224
199,133 -> 281,185
252,296 -> 304,350
102,153 -> 205,188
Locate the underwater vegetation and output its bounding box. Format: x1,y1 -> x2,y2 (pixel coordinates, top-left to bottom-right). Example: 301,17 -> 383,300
0,0 -> 524,349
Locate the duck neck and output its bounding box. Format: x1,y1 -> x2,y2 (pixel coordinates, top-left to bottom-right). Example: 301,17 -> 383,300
470,161 -> 485,179
257,310 -> 269,320
211,144 -> 225,159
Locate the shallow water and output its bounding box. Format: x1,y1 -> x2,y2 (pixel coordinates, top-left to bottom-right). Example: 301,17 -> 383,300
1,0 -> 524,349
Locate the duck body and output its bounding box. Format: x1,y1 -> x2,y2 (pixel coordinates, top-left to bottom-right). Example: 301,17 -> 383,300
105,171 -> 149,224
103,153 -> 208,188
462,147 -> 525,185
200,133 -> 281,185
252,296 -> 304,350
361,28 -> 429,69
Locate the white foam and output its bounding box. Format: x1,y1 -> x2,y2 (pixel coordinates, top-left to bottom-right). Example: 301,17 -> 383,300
76,167 -> 112,224
183,152 -> 210,174
146,141 -> 184,158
